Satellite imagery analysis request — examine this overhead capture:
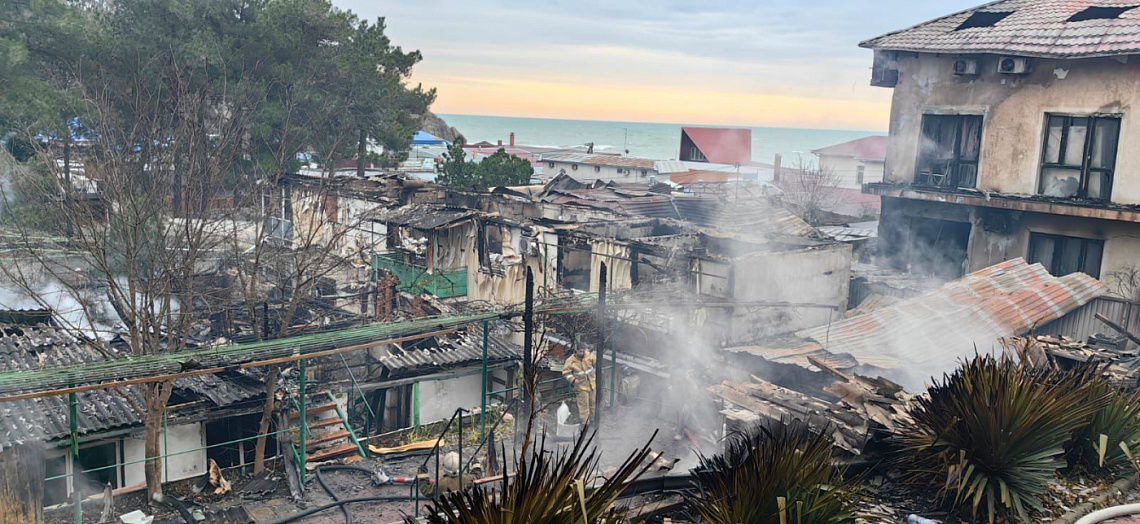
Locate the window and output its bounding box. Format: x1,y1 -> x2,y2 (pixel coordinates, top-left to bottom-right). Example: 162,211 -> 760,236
1028,233 -> 1104,277
1039,114 -> 1119,200
856,165 -> 866,185
571,164 -> 578,170
689,147 -> 706,162
615,168 -> 624,175
547,162 -> 555,168
640,170 -> 648,176
916,114 -> 983,188
593,166 -> 601,173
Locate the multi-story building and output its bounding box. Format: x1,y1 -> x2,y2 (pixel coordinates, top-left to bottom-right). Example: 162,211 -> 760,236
862,0 -> 1140,282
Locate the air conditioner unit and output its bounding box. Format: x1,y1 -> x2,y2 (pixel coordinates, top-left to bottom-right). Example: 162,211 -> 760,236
953,58 -> 979,75
998,57 -> 1029,74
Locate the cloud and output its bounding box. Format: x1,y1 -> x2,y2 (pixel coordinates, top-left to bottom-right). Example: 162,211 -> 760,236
343,0 -> 979,128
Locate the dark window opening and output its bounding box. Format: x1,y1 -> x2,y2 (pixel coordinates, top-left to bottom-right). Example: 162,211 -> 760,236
75,442 -> 119,497
1039,114 -> 1119,200
1068,6 -> 1137,22
880,208 -> 971,279
916,114 -> 983,189
206,414 -> 272,470
478,222 -> 505,273
593,165 -> 601,173
1028,233 -> 1104,277
956,11 -> 1013,30
559,237 -> 592,291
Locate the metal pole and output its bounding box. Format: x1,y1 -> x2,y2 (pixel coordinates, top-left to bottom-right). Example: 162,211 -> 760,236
481,320 -> 489,440
458,408 -> 464,491
595,262 -> 607,427
299,358 -> 307,485
610,336 -> 617,409
69,390 -> 80,524
413,382 -> 421,430
163,410 -> 169,483
523,267 -> 534,418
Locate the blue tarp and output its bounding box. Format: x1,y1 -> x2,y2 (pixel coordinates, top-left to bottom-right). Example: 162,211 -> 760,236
411,130 -> 447,145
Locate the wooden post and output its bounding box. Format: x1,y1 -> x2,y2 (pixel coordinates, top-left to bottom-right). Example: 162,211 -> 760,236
0,442 -> 45,523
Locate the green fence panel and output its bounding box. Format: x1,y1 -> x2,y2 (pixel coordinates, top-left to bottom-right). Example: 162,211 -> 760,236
372,253 -> 467,299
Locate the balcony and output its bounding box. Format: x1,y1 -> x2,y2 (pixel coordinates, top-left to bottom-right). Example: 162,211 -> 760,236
371,253 -> 467,299
864,182 -> 1140,223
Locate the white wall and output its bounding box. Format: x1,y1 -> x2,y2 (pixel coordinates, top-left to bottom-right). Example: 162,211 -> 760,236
417,373 -> 483,424
546,161 -> 657,183
817,155 -> 884,189
121,422 -> 206,487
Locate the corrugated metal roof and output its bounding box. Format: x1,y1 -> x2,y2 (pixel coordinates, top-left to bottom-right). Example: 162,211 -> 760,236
370,205 -> 477,230
542,152 -> 658,169
796,258 -> 1106,382
0,327 -> 265,449
861,0 -> 1140,58
378,331 -> 521,374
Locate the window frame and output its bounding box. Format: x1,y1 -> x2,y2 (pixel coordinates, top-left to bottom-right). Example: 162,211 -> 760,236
915,113 -> 984,189
1027,232 -> 1105,278
856,165 -> 865,185
1037,113 -> 1120,200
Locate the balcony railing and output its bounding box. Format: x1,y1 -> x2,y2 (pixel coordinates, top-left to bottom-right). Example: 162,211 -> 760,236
371,253 -> 467,299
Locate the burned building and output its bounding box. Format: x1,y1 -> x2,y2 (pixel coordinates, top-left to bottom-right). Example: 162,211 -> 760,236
862,0 -> 1140,283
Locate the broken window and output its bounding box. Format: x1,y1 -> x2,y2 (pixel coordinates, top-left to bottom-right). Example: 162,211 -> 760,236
559,237 -> 592,291
1039,114 -> 1119,200
1068,5 -> 1137,22
479,222 -> 504,273
263,184 -> 293,242
1028,233 -> 1104,277
44,454 -> 68,506
956,11 -> 1013,30
916,114 -> 982,188
76,441 -> 119,496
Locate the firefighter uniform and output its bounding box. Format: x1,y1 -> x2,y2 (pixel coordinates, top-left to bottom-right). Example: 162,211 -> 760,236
562,351 -> 597,424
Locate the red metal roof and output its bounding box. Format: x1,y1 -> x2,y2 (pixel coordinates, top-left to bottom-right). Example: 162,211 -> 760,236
811,136 -> 888,161
794,258 -> 1105,386
670,169 -> 734,186
682,127 -> 752,165
862,0 -> 1140,58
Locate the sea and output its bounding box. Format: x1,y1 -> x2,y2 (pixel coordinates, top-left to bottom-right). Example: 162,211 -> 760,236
439,114 -> 885,166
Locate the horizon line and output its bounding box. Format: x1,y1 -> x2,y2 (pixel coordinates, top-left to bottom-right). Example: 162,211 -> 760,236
435,112 -> 889,135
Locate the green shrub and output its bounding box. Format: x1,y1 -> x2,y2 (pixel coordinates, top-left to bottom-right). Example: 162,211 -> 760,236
894,355 -> 1107,523
411,429 -> 655,524
1067,375 -> 1140,473
690,419 -> 858,524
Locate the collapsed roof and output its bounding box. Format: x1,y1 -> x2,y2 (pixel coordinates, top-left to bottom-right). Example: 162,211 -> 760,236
731,258 -> 1106,389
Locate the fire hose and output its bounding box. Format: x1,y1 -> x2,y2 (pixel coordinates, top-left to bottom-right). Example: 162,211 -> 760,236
1074,504 -> 1140,524
314,464 -> 395,524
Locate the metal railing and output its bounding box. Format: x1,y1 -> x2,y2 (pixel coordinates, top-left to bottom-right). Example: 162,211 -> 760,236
372,253 -> 467,298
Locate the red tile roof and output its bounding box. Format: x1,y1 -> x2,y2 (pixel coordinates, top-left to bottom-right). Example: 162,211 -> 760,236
811,136 -> 888,161
794,258 -> 1105,386
862,0 -> 1140,58
682,127 -> 752,165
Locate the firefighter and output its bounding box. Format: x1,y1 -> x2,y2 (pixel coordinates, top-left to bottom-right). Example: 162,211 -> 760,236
562,344 -> 597,424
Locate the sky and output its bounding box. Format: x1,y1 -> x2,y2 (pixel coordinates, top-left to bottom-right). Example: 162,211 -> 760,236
342,1 -> 981,131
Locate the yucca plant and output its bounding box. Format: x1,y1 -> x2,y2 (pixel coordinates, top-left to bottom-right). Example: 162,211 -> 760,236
894,355 -> 1108,523
690,418 -> 858,524
410,428 -> 656,523
1066,374 -> 1140,473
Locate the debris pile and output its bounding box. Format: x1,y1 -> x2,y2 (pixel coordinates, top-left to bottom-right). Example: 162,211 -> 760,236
1005,334 -> 1140,386
710,370 -> 913,455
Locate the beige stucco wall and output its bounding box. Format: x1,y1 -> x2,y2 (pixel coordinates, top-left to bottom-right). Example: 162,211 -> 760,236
818,155 -> 884,189
885,54 -> 1140,204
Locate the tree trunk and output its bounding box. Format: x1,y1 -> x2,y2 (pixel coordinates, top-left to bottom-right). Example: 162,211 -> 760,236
357,129 -> 367,177
143,408 -> 164,501
253,366 -> 279,474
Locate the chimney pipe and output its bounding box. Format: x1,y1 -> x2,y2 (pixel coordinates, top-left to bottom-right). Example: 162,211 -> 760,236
509,132 -> 515,147
773,154 -> 782,182
497,139 -> 502,147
